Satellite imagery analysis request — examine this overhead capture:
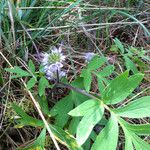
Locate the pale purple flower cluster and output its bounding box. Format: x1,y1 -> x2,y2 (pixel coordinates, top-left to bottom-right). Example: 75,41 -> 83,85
41,46 -> 66,81
84,52 -> 95,62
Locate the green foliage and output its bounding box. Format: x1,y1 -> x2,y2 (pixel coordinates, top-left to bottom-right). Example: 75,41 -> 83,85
69,100 -> 104,145
5,66 -> 31,78
102,71 -> 144,104
38,76 -> 49,96
80,55 -> 107,92
91,114 -> 119,150
8,55 -> 150,149
113,96 -> 150,118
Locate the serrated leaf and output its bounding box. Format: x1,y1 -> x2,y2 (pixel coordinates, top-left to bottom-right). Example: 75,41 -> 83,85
76,106 -> 104,145
28,59 -> 35,73
113,96 -> 150,118
124,56 -> 138,74
5,66 -> 31,77
68,99 -> 100,116
103,71 -> 144,104
38,76 -> 49,96
91,114 -> 118,150
27,78 -> 36,89
114,38 -> 124,54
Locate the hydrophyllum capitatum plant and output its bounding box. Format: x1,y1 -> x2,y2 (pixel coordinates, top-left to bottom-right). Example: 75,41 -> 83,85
5,49 -> 150,150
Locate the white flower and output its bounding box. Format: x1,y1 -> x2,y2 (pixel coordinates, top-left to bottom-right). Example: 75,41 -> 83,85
84,52 -> 95,62
41,46 -> 66,81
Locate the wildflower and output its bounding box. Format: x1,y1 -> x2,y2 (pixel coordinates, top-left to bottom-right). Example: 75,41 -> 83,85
41,46 -> 66,81
84,52 -> 95,62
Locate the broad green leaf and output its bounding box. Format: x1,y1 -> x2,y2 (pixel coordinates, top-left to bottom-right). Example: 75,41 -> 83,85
77,106 -> 104,145
132,134 -> 150,150
120,118 -> 150,150
103,71 -> 144,104
114,38 -> 124,54
98,79 -> 106,94
124,56 -> 138,74
113,96 -> 150,118
97,65 -> 114,77
27,77 -> 36,89
50,125 -> 83,150
50,77 -> 89,128
91,114 -> 118,150
68,118 -> 81,135
123,129 -> 134,150
80,69 -> 92,92
80,56 -> 106,92
87,55 -> 106,70
121,119 -> 150,135
38,76 -> 49,96
50,94 -> 73,128
5,66 -> 31,77
38,96 -> 50,117
68,99 -> 100,116
28,59 -> 35,73
12,104 -> 44,127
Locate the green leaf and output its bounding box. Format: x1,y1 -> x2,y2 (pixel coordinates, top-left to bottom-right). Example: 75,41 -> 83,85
132,134 -> 150,150
50,125 -> 83,150
120,119 -> 150,135
26,77 -> 36,89
38,96 -> 50,117
17,128 -> 46,150
87,55 -> 106,70
5,66 -> 31,78
50,77 -> 89,128
80,56 -> 106,92
12,103 -> 44,127
76,105 -> 104,145
80,69 -> 92,92
68,118 -> 81,135
91,114 -> 118,150
123,128 -> 134,150
50,94 -> 73,128
124,56 -> 138,74
97,65 -> 114,77
120,118 -> 150,150
114,38 -> 124,54
68,99 -> 100,116
113,96 -> 150,118
38,76 -> 49,96
28,59 -> 35,73
103,71 -> 144,104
